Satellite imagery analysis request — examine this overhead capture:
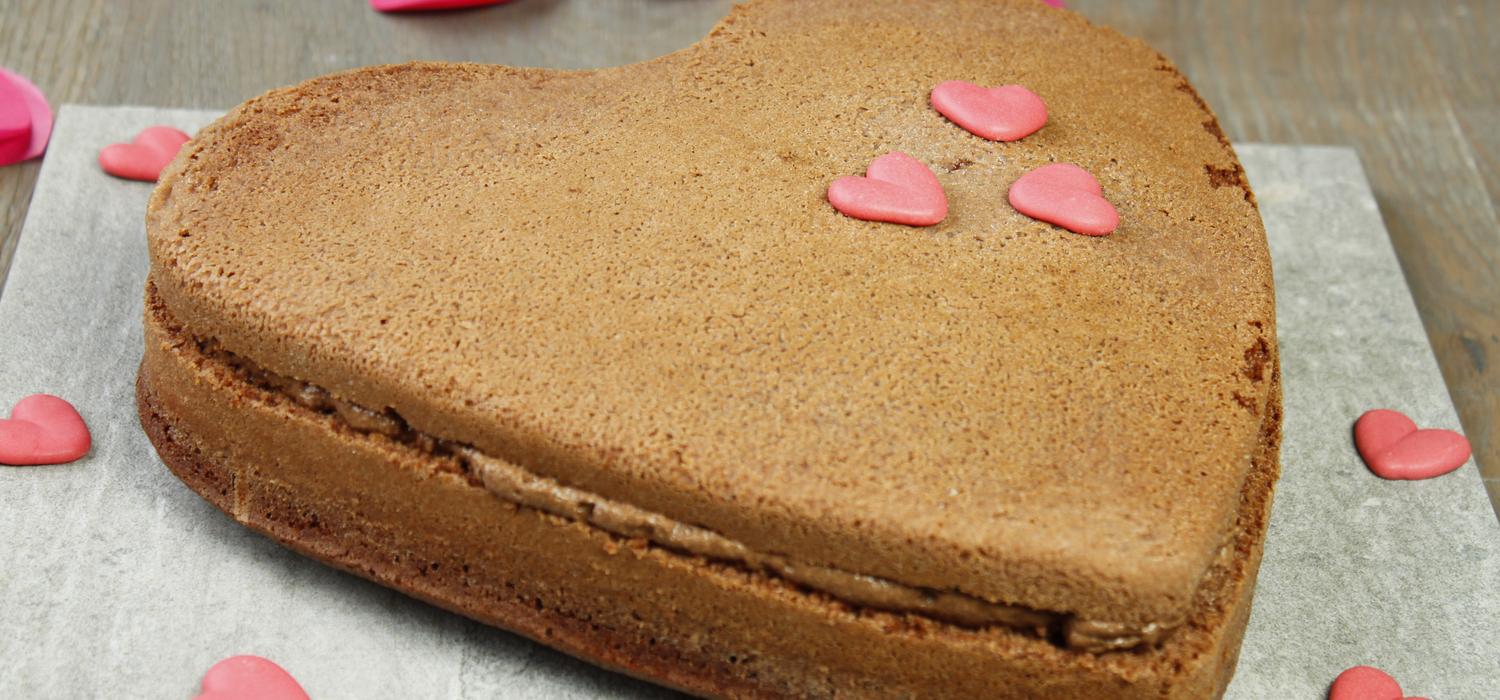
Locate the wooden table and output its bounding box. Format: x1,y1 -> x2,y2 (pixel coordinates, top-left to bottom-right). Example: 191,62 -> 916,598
3,0 -> 1496,515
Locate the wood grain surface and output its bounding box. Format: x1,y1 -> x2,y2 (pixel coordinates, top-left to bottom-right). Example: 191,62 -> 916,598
1,0 -> 1496,516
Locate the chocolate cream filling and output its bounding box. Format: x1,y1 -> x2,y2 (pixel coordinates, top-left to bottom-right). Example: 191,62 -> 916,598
197,337 -> 1176,653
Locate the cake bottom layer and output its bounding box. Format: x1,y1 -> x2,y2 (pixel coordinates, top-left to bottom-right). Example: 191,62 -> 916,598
136,295 -> 1282,699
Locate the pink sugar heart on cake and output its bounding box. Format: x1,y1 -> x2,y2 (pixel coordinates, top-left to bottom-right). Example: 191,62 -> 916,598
827,151 -> 948,226
1008,162 -> 1119,236
930,81 -> 1048,142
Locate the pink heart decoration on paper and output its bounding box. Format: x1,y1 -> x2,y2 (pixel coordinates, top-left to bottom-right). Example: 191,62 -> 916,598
1007,162 -> 1118,236
1353,409 -> 1470,480
827,151 -> 947,227
930,81 -> 1048,142
0,67 -> 52,165
98,126 -> 191,182
0,83 -> 30,164
195,656 -> 310,700
1328,665 -> 1428,700
0,394 -> 91,466
370,0 -> 509,11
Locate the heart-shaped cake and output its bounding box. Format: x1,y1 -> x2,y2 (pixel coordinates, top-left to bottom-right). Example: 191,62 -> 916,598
137,1 -> 1280,697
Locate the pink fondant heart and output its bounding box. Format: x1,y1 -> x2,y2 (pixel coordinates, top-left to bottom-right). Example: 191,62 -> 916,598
98,126 -> 191,182
827,151 -> 947,227
930,81 -> 1048,142
0,67 -> 52,165
1354,409 -> 1471,480
1328,665 -> 1428,700
0,394 -> 90,466
195,656 -> 309,700
0,86 -> 29,164
1008,162 -> 1118,236
370,0 -> 508,11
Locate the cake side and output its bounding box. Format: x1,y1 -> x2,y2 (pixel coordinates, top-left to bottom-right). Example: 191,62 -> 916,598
138,284 -> 1281,698
144,0 -> 1277,630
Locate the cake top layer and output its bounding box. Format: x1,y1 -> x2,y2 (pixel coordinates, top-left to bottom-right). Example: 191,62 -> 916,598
147,0 -> 1276,626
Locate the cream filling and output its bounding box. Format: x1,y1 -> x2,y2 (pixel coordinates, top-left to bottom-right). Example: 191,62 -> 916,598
200,337 -> 1175,652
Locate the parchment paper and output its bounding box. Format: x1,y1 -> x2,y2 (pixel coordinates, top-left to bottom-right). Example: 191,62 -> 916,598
1,106 -> 1496,699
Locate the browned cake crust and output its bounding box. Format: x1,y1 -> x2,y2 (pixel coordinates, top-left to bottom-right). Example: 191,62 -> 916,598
139,286 -> 1279,698
138,0 -> 1282,696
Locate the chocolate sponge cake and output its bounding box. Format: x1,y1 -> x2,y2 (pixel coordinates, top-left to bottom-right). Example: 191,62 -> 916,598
137,0 -> 1281,697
